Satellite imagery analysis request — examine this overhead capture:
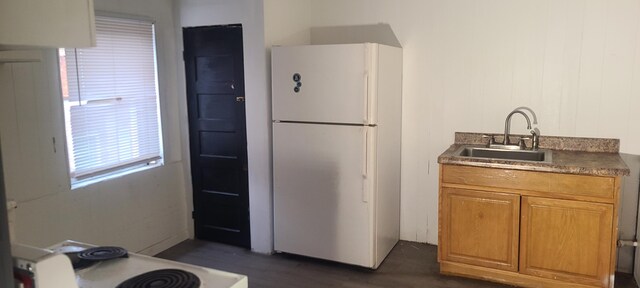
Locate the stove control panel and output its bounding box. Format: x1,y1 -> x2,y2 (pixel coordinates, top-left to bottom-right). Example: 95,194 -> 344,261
12,244 -> 78,288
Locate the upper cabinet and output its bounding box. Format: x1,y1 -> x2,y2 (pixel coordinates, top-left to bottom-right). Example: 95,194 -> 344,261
0,0 -> 96,48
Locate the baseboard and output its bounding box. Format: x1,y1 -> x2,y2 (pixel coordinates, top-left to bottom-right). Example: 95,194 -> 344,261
139,231 -> 189,256
440,261 -> 601,288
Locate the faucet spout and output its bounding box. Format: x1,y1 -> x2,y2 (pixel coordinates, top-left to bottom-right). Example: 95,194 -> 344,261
503,110 -> 532,145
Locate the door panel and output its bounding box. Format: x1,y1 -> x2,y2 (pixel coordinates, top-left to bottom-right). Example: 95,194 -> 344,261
200,164 -> 239,195
183,25 -> 250,248
200,132 -> 238,157
197,94 -> 235,122
520,197 -> 613,287
440,188 -> 520,271
271,44 -> 369,124
273,122 -> 373,267
196,56 -> 234,80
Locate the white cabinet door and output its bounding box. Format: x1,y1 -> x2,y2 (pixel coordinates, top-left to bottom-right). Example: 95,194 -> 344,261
272,44 -> 372,125
273,122 -> 374,267
0,0 -> 95,48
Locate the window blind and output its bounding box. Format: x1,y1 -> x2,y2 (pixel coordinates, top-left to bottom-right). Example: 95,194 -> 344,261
62,15 -> 162,180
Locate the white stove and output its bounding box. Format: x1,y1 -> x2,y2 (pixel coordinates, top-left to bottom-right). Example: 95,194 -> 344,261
48,240 -> 248,288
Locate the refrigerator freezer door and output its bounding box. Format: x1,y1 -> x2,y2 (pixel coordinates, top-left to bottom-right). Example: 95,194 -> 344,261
273,122 -> 374,267
272,44 -> 372,125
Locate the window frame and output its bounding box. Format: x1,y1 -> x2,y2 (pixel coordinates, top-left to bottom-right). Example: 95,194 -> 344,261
58,12 -> 165,189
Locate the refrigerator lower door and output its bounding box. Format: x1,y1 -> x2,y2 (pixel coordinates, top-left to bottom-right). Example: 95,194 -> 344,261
273,122 -> 375,267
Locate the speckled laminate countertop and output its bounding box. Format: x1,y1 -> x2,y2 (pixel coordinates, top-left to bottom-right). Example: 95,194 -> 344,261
438,132 -> 630,176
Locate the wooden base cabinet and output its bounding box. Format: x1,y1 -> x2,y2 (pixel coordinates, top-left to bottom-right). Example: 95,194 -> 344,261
439,164 -> 621,288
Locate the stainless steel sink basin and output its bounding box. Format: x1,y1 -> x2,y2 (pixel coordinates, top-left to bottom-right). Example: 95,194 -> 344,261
455,146 -> 552,162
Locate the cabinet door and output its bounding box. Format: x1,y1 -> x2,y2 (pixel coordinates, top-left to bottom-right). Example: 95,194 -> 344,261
0,0 -> 95,47
440,188 -> 520,271
520,197 -> 613,287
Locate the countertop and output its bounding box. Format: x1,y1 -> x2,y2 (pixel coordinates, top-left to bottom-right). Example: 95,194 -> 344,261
438,132 -> 630,177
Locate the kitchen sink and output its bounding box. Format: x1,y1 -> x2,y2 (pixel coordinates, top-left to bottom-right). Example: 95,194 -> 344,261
455,146 -> 552,162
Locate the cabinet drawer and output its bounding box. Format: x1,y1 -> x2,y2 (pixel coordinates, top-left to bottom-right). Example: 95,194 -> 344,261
441,165 -> 614,201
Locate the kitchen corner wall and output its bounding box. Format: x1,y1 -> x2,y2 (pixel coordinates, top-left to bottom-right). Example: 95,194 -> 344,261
305,0 -> 640,273
177,0 -> 640,271
0,0 -> 189,255
176,0 -> 274,254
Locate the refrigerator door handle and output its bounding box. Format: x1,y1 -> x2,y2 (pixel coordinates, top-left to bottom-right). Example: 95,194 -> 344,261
363,72 -> 369,123
362,128 -> 368,178
363,44 -> 371,124
362,128 -> 369,203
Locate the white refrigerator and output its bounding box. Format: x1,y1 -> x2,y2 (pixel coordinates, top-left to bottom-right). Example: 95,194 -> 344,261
272,43 -> 403,269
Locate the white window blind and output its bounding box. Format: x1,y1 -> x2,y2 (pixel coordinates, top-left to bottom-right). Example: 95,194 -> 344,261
61,15 -> 162,181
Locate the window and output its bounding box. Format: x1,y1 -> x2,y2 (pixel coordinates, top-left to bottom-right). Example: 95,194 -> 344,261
59,15 -> 163,186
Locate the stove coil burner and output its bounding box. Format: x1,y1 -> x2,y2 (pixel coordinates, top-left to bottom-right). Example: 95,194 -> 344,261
64,246 -> 127,270
64,251 -> 97,270
77,246 -> 129,261
116,269 -> 201,288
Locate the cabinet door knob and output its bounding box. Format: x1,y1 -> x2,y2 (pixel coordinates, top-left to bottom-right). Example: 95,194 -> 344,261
236,96 -> 245,102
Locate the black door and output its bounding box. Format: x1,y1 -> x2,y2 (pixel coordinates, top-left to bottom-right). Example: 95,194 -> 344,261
183,25 -> 250,248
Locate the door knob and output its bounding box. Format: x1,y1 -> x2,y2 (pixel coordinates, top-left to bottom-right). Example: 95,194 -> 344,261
236,96 -> 245,102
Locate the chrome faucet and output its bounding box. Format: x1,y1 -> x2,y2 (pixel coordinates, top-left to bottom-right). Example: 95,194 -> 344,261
503,110 -> 531,146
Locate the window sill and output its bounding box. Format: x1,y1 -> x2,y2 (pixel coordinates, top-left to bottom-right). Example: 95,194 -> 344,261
70,161 -> 163,190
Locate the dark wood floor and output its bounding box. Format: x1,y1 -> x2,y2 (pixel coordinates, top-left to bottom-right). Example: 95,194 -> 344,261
156,240 -> 638,288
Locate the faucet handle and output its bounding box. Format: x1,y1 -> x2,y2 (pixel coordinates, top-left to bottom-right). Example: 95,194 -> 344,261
482,134 -> 496,147
518,136 -> 531,150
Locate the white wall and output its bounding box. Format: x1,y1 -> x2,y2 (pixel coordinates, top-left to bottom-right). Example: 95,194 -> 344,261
0,0 -> 189,255
306,0 -> 640,271
176,0 -> 274,253
264,0 -> 311,47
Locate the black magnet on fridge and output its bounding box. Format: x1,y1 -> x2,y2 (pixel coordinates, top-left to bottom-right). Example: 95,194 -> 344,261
293,73 -> 301,82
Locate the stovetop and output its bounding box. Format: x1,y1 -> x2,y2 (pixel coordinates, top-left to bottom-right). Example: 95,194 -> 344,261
115,269 -> 201,288
49,241 -> 247,288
